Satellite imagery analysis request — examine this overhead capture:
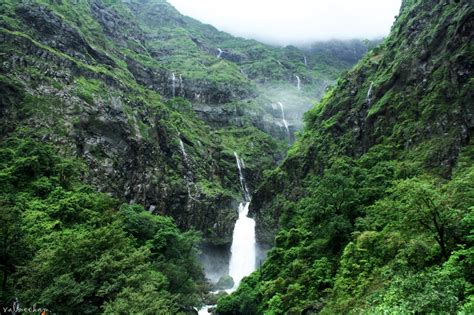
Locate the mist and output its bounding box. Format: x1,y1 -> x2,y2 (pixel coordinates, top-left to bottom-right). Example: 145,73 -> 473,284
168,0 -> 402,46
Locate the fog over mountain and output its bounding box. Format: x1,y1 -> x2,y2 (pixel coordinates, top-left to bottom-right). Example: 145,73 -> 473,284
168,0 -> 402,45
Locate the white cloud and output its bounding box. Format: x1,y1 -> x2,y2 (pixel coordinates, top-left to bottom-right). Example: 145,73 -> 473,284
167,0 -> 402,45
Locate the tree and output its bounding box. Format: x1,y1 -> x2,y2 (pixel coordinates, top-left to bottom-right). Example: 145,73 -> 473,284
389,178 -> 459,260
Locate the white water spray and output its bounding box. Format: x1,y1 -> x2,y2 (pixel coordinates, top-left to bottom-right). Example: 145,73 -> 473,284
229,202 -> 255,288
228,152 -> 256,289
295,75 -> 301,90
278,102 -> 291,142
217,48 -> 223,58
198,305 -> 215,315
303,55 -> 308,66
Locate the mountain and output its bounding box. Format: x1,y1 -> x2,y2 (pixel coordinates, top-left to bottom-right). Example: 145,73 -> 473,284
5,0 -> 468,313
217,0 -> 473,313
0,0 -> 365,246
0,0 -> 369,312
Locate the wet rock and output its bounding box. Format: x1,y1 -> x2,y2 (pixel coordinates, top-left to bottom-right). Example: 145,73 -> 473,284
214,276 -> 234,290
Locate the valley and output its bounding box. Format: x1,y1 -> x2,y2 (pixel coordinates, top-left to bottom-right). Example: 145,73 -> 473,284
0,0 -> 472,314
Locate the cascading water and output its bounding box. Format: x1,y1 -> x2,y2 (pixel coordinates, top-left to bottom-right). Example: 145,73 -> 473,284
198,154 -> 256,313
217,48 -> 223,58
171,73 -> 176,97
295,75 -> 301,90
198,305 -> 214,315
278,102 -> 291,142
228,202 -> 255,288
367,81 -> 374,106
303,55 -> 308,66
179,137 -> 198,202
228,152 -> 256,288
234,152 -> 250,201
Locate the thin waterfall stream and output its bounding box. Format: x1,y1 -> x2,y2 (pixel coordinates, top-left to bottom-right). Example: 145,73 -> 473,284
178,136 -> 198,203
278,102 -> 291,142
367,81 -> 374,106
295,75 -> 301,90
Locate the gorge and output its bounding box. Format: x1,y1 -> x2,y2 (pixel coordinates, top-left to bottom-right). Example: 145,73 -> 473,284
0,0 -> 472,314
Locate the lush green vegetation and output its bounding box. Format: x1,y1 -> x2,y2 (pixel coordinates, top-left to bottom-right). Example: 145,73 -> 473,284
0,137 -> 206,313
3,0 -> 470,313
218,153 -> 473,314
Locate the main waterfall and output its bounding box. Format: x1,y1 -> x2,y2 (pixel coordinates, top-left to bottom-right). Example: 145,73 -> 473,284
198,153 -> 257,314
228,152 -> 256,288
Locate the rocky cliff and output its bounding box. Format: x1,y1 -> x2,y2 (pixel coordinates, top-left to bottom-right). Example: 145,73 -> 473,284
0,0 -> 364,245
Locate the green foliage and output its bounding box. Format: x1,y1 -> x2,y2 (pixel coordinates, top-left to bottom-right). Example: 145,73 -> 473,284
75,77 -> 103,104
0,137 -> 205,313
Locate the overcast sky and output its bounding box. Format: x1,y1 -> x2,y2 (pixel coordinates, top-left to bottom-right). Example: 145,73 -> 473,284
167,0 -> 402,46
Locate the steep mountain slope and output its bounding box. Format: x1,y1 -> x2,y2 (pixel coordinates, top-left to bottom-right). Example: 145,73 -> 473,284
0,0 -> 365,247
218,0 -> 473,313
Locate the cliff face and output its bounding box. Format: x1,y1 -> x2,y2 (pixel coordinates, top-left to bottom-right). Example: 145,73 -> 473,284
0,0 -> 363,245
216,0 -> 473,313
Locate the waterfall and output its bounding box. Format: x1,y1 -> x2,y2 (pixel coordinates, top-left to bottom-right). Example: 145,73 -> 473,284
303,55 -> 307,66
179,137 -> 197,202
228,152 -> 256,288
233,152 -> 250,202
278,102 -> 291,142
295,75 -> 301,90
228,202 -> 256,288
198,305 -> 215,315
171,73 -> 176,97
367,81 -> 374,106
217,48 -> 223,58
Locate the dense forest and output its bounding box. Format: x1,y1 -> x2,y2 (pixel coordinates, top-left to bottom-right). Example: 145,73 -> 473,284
1,0 -> 472,314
